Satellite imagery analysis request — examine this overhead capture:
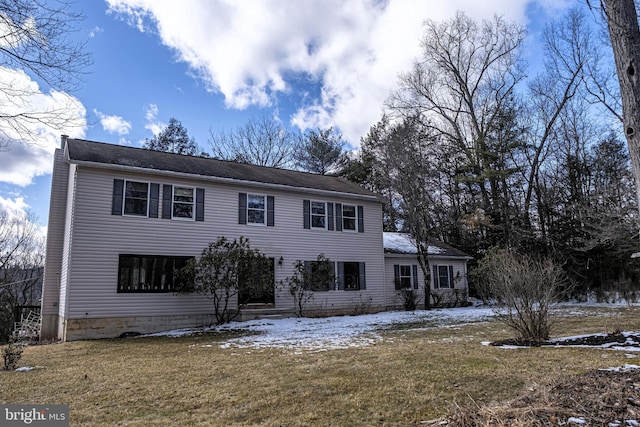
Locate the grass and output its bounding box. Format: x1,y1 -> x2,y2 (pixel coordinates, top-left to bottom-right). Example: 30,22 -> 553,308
1,306 -> 639,426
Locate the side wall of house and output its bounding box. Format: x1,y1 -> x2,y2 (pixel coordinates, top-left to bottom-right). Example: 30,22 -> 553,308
40,148 -> 68,340
384,254 -> 469,310
63,166 -> 385,340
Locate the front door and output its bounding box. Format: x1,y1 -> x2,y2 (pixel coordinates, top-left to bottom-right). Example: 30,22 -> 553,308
239,257 -> 275,306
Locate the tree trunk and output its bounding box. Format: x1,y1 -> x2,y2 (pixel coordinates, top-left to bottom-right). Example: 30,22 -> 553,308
603,0 -> 640,215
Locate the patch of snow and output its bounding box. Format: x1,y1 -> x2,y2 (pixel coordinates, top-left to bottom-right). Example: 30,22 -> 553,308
599,364 -> 640,372
568,417 -> 587,425
383,232 -> 444,254
14,366 -> 38,372
215,307 -> 494,351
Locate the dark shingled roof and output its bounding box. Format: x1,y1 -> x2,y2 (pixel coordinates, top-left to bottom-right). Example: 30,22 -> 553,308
65,138 -> 378,198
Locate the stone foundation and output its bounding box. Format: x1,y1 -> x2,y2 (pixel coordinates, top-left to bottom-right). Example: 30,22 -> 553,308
63,314 -> 217,341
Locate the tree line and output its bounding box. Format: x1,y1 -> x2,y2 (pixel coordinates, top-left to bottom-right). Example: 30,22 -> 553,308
146,8 -> 640,301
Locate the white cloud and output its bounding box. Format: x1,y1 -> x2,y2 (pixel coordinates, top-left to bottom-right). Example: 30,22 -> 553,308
106,0 -> 569,146
94,109 -> 132,135
0,67 -> 86,186
0,195 -> 29,218
89,26 -> 104,38
144,103 -> 164,136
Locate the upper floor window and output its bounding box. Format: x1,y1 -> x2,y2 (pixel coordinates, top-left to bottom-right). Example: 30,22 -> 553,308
239,193 -> 274,226
173,186 -> 195,219
342,204 -> 357,231
247,194 -> 266,225
124,181 -> 149,216
311,201 -> 327,229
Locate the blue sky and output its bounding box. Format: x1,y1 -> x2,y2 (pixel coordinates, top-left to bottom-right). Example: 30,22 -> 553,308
0,0 -> 581,231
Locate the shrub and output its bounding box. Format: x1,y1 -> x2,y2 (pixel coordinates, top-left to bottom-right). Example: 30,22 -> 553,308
472,247 -> 568,343
280,254 -> 334,317
2,340 -> 24,371
176,236 -> 273,324
399,288 -> 418,311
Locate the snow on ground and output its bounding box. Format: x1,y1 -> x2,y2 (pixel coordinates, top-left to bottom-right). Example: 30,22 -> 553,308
147,306 -> 496,351
144,303 -> 640,356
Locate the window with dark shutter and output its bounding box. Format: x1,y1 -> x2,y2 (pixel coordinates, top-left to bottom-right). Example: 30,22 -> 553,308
338,262 -> 365,290
412,265 -> 419,290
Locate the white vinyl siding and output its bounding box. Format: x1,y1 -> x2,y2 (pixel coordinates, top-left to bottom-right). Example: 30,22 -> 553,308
61,166 -> 385,323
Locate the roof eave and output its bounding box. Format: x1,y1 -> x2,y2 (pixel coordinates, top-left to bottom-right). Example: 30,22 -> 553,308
68,158 -> 381,202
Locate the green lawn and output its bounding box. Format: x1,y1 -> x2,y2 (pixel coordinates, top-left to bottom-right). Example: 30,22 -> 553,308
1,306 -> 638,426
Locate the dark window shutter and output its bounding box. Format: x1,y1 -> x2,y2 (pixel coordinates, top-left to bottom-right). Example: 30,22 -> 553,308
330,261 -> 336,290
149,183 -> 159,218
359,262 -> 366,290
394,265 -> 401,290
112,179 -> 124,215
337,262 -> 345,290
327,202 -> 334,231
196,188 -> 205,221
162,185 -> 172,219
412,265 -> 419,290
238,193 -> 247,224
433,264 -> 439,289
357,205 -> 364,233
335,203 -> 343,231
267,196 -> 274,227
449,265 -> 454,288
303,199 -> 310,229
304,261 -> 312,289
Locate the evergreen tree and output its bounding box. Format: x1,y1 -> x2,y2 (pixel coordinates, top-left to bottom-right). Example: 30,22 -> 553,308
143,117 -> 202,156
294,128 -> 344,174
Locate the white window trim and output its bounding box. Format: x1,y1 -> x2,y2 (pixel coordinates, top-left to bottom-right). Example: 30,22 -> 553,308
341,204 -> 358,232
172,185 -> 196,221
310,200 -> 328,230
247,193 -> 267,226
123,180 -> 150,218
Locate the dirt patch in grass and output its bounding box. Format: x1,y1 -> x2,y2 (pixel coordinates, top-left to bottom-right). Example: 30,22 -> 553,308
438,368 -> 640,426
492,331 -> 640,349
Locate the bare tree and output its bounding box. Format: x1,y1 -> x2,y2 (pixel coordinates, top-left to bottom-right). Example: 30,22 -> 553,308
209,116 -> 300,168
0,212 -> 44,342
0,0 -> 91,147
387,12 -> 526,241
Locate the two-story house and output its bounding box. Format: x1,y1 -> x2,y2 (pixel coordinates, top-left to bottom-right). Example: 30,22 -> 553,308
40,137 -> 470,341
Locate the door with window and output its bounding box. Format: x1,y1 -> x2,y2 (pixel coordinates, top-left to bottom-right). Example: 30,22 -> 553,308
238,257 -> 275,305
